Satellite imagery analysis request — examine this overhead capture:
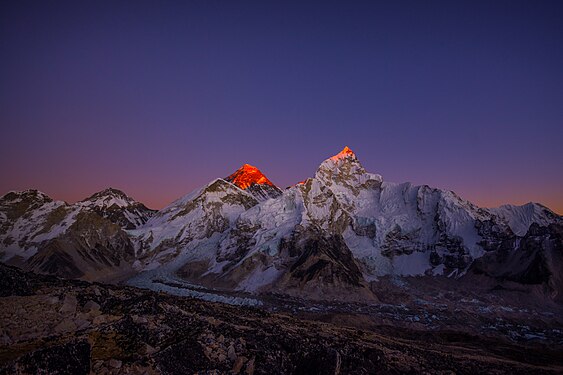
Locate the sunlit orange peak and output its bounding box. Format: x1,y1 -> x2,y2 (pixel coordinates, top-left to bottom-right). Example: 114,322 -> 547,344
330,146 -> 356,161
226,164 -> 275,190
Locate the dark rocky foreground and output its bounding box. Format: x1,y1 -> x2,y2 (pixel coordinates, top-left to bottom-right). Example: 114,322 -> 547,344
1,265 -> 562,375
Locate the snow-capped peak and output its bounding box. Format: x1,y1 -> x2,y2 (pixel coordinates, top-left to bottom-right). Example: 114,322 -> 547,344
329,146 -> 357,161
1,189 -> 52,203
316,146 -> 383,188
490,202 -> 560,236
81,187 -> 136,209
226,164 -> 277,190
78,187 -> 155,229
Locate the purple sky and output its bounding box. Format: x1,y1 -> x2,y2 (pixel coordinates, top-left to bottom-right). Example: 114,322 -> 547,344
1,1 -> 562,213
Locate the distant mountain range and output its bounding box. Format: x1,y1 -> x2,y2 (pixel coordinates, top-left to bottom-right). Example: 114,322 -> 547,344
1,147 -> 561,301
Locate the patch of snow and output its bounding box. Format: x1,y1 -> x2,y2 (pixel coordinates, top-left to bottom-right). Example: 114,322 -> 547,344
490,203 -> 555,236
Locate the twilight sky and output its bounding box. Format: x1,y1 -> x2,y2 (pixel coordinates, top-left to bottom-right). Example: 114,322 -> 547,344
1,1 -> 562,213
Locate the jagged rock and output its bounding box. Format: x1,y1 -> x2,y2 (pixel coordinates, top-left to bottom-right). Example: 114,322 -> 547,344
232,356 -> 247,373
93,315 -> 107,325
74,318 -> 90,330
227,344 -> 236,361
109,358 -> 122,368
144,344 -> 157,355
54,318 -> 77,333
0,334 -> 12,346
245,357 -> 255,375
92,360 -> 103,371
83,300 -> 100,313
132,315 -> 148,324
59,294 -> 78,314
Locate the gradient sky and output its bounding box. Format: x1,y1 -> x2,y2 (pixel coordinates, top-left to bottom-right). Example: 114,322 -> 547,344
1,1 -> 562,213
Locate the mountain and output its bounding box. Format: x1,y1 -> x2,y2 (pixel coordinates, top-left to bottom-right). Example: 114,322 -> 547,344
1,147 -> 561,301
0,189 -> 140,281
0,190 -> 78,265
128,147 -> 561,301
132,178 -> 259,267
490,202 -> 560,236
78,187 -> 156,229
2,149 -> 562,375
225,164 -> 282,201
469,222 -> 563,302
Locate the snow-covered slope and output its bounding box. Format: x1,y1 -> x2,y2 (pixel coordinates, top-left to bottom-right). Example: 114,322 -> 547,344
203,148 -> 496,290
78,188 -> 156,229
130,147 -> 560,299
490,203 -> 559,236
0,190 -> 78,262
0,189 -> 136,280
2,147 -> 560,300
130,178 -> 259,269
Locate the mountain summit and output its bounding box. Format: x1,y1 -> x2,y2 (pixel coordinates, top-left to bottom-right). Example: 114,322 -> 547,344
316,146 -> 383,192
79,187 -> 155,229
81,188 -> 136,207
225,164 -> 282,201
226,164 -> 276,189
330,146 -> 356,161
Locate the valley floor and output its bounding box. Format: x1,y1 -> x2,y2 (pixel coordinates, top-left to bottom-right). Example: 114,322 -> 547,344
130,268 -> 563,350
1,265 -> 562,374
